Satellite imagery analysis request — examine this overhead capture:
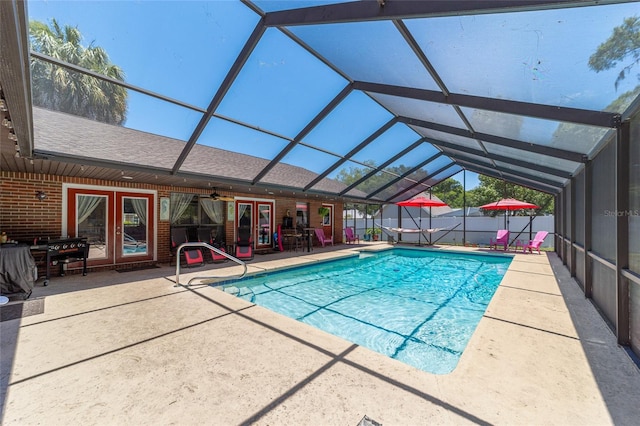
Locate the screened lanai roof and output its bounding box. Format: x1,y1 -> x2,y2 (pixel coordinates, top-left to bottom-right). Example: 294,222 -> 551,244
2,0 -> 639,202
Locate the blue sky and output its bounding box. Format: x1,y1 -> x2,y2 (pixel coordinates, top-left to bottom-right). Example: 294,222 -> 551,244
26,0 -> 639,193
27,0 -> 483,189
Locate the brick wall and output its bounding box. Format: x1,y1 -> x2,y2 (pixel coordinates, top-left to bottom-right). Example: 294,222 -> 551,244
1,171 -> 179,265
1,171 -> 344,270
0,173 -> 63,242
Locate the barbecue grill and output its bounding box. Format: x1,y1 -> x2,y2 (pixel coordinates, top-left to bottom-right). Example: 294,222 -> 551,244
31,237 -> 89,286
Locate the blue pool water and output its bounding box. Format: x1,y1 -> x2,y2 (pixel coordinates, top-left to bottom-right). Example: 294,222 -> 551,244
123,244 -> 147,255
220,248 -> 512,374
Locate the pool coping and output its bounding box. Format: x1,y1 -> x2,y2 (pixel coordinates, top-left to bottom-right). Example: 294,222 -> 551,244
2,244 -> 640,424
207,245 -> 515,287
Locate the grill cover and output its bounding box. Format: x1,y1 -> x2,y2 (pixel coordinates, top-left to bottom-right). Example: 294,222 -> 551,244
0,244 -> 36,296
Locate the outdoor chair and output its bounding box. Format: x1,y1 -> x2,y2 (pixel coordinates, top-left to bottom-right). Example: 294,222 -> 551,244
314,228 -> 334,247
344,227 -> 359,244
489,229 -> 509,251
171,227 -> 204,267
235,226 -> 254,260
523,231 -> 549,254
197,228 -> 227,263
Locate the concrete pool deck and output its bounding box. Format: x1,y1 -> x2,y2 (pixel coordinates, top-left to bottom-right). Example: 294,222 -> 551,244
2,243 -> 639,425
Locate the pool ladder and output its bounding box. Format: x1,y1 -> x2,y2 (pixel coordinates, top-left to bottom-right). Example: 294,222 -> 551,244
174,242 -> 247,287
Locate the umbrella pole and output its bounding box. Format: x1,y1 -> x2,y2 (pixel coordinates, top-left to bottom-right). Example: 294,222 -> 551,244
506,211 -> 510,249
429,206 -> 432,245
418,209 -> 421,246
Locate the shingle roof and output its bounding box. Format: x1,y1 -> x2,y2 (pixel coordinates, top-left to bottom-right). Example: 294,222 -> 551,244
33,107 -> 363,198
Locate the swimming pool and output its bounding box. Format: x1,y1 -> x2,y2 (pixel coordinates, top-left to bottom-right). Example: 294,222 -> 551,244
220,248 -> 512,374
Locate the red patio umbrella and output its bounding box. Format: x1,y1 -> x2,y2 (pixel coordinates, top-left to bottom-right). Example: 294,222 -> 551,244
480,198 -> 539,244
396,195 -> 448,209
479,198 -> 539,211
396,195 -> 448,245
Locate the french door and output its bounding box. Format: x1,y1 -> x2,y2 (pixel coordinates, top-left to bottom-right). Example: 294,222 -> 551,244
321,203 -> 334,240
65,186 -> 155,265
235,198 -> 274,250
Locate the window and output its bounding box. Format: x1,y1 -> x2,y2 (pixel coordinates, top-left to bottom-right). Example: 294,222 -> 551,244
296,202 -> 308,227
170,193 -> 226,244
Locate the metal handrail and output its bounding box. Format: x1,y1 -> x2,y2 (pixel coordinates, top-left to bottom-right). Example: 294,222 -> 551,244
175,242 -> 247,286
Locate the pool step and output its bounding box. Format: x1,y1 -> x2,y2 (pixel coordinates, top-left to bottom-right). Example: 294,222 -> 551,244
223,285 -> 255,302
223,286 -> 239,296
359,252 -> 376,259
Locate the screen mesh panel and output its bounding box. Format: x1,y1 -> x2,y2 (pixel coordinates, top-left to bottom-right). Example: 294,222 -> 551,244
631,280 -> 640,356
591,139 -> 616,263
575,250 -> 585,291
630,111 -> 640,357
630,112 -> 640,274
574,169 -> 585,246
592,260 -> 617,330
564,183 -> 572,240
565,240 -> 572,271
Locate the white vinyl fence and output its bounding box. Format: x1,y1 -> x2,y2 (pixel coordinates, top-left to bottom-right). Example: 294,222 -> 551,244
343,213 -> 554,250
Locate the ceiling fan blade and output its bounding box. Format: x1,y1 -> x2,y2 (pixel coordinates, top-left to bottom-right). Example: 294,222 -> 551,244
210,189 -> 221,199
209,188 -> 234,201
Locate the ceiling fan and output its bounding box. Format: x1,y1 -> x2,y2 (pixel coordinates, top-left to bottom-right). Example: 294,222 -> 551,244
209,188 -> 234,202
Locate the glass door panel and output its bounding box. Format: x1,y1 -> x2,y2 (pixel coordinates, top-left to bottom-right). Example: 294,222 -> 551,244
68,188 -> 115,266
121,197 -> 148,257
235,199 -> 274,250
258,203 -> 272,246
237,202 -> 253,245
116,192 -> 154,263
76,194 -> 108,261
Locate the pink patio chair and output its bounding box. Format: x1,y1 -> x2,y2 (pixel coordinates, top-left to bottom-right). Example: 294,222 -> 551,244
344,227 -> 359,244
523,231 -> 549,254
314,228 -> 334,247
489,229 -> 509,251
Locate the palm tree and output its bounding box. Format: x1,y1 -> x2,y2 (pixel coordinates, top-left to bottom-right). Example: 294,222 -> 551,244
29,19 -> 128,125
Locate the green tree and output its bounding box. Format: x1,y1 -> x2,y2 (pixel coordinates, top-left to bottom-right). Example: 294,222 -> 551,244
588,15 -> 640,90
466,175 -> 554,215
555,15 -> 640,154
431,178 -> 464,208
335,162 -> 429,214
336,163 -> 429,198
336,165 -> 553,215
29,19 -> 128,124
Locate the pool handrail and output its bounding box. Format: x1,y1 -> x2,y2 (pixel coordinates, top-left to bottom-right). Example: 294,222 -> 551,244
175,242 -> 247,286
